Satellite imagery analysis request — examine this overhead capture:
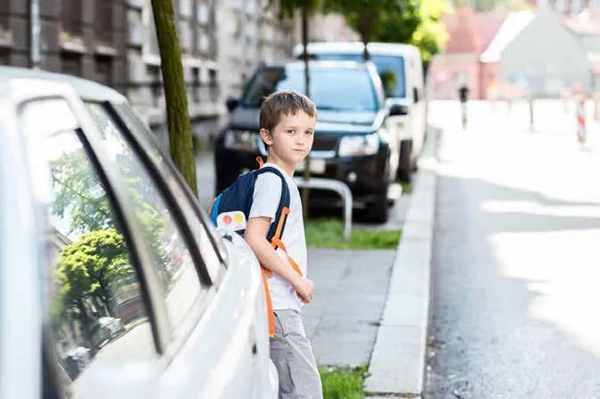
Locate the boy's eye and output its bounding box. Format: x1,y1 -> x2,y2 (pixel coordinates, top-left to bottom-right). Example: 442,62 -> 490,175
305,130 -> 314,136
286,129 -> 295,134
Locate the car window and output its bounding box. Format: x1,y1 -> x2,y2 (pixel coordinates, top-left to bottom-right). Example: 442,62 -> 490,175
20,99 -> 156,393
307,53 -> 407,98
110,102 -> 226,281
84,102 -> 207,333
241,66 -> 380,111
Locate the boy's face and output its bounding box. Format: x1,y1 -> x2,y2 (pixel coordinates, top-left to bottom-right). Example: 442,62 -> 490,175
261,110 -> 316,166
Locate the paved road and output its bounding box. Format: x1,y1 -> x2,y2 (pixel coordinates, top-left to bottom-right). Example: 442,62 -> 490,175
426,101 -> 600,399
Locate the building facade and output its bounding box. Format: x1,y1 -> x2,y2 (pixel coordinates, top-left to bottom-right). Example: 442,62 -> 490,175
215,0 -> 294,103
428,8 -> 506,100
0,0 -> 297,141
293,12 -> 359,45
0,0 -> 128,89
499,7 -> 600,96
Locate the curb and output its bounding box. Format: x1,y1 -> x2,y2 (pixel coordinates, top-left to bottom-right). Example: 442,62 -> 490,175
364,129 -> 439,398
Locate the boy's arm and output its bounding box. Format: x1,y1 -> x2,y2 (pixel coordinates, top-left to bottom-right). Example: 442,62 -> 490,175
245,216 -> 313,304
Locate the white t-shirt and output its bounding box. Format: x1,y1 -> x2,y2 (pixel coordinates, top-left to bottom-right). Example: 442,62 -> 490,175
249,163 -> 307,312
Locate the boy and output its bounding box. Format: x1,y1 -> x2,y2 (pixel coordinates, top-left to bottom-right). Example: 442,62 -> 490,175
244,90 -> 323,399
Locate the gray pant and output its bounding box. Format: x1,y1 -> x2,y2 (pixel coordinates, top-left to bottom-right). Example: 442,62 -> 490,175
271,310 -> 323,399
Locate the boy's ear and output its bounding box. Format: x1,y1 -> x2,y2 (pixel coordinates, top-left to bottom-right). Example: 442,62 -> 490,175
260,128 -> 273,146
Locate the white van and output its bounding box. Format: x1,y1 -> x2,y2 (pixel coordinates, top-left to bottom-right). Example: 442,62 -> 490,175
293,42 -> 426,182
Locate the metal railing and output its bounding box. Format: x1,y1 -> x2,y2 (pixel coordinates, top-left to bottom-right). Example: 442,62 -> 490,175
294,177 -> 353,241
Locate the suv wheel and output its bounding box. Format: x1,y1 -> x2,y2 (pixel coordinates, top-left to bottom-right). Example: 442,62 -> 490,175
367,184 -> 390,224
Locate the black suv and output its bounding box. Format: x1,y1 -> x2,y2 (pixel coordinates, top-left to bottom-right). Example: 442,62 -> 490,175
215,61 -> 405,222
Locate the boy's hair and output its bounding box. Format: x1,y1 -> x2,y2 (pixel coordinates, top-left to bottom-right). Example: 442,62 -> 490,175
259,90 -> 317,133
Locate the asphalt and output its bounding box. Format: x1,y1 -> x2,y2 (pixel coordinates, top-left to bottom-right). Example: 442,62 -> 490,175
426,101 -> 600,399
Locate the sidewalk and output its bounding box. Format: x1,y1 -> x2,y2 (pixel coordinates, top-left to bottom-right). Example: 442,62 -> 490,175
304,249 -> 396,367
304,128 -> 439,398
304,181 -> 411,367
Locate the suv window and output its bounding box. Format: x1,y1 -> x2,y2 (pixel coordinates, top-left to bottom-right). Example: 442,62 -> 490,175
84,102 -> 207,333
241,65 -> 380,111
20,99 -> 156,391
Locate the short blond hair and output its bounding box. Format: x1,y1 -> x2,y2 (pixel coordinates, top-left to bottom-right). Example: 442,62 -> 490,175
259,90 -> 317,132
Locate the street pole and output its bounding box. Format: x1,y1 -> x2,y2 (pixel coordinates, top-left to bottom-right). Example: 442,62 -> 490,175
30,0 -> 41,69
529,95 -> 534,131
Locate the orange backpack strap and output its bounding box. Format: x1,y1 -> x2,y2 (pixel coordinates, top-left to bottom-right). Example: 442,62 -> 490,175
256,156 -> 265,168
261,266 -> 276,337
262,206 -> 303,338
207,197 -> 217,217
270,207 -> 302,275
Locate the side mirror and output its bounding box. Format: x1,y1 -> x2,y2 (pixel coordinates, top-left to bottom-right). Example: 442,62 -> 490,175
226,97 -> 239,112
413,87 -> 420,103
389,104 -> 409,116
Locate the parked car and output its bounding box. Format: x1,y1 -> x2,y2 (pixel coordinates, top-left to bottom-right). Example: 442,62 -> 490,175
294,42 -> 427,183
90,317 -> 124,348
0,66 -> 277,399
215,60 -> 406,222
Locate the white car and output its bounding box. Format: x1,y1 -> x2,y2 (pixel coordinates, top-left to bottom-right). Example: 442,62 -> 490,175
0,66 -> 277,399
294,42 -> 427,183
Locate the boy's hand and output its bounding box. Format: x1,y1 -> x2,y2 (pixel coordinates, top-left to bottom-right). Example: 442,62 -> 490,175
292,275 -> 314,304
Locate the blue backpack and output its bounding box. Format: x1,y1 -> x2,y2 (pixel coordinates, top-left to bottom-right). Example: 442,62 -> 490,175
209,165 -> 290,242
209,159 -> 302,338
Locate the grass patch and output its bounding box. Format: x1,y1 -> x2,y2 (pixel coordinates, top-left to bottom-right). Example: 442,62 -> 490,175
306,218 -> 401,250
320,365 -> 368,399
400,181 -> 413,195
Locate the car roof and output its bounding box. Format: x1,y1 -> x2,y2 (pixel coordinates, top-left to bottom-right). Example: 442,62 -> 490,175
260,60 -> 371,70
0,66 -> 126,103
293,42 -> 418,57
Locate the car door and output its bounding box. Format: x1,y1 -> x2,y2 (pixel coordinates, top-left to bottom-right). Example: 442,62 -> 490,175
17,78 -> 275,398
16,83 -> 165,399
79,99 -> 277,399
0,82 -> 47,399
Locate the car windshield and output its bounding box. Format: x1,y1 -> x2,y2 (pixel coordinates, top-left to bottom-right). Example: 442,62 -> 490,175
241,66 -> 379,112
307,53 -> 406,98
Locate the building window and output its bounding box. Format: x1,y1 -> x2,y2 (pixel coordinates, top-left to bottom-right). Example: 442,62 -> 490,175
179,0 -> 192,18
61,52 -> 82,77
143,5 -> 161,62
95,0 -> 113,44
209,69 -> 218,102
61,0 -> 83,37
199,32 -> 209,53
95,55 -> 113,86
192,67 -> 200,103
197,3 -> 209,25
0,49 -> 8,65
0,0 -> 9,33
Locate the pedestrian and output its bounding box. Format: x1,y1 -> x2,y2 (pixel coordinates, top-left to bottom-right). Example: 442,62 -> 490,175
244,90 -> 323,399
458,84 -> 469,128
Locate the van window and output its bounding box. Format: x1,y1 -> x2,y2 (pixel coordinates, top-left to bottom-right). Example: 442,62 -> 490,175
241,66 -> 380,112
306,53 -> 406,98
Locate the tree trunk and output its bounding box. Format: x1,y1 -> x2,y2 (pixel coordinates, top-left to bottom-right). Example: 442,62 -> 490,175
360,11 -> 373,61
151,0 -> 198,197
76,298 -> 95,354
301,7 -> 311,221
